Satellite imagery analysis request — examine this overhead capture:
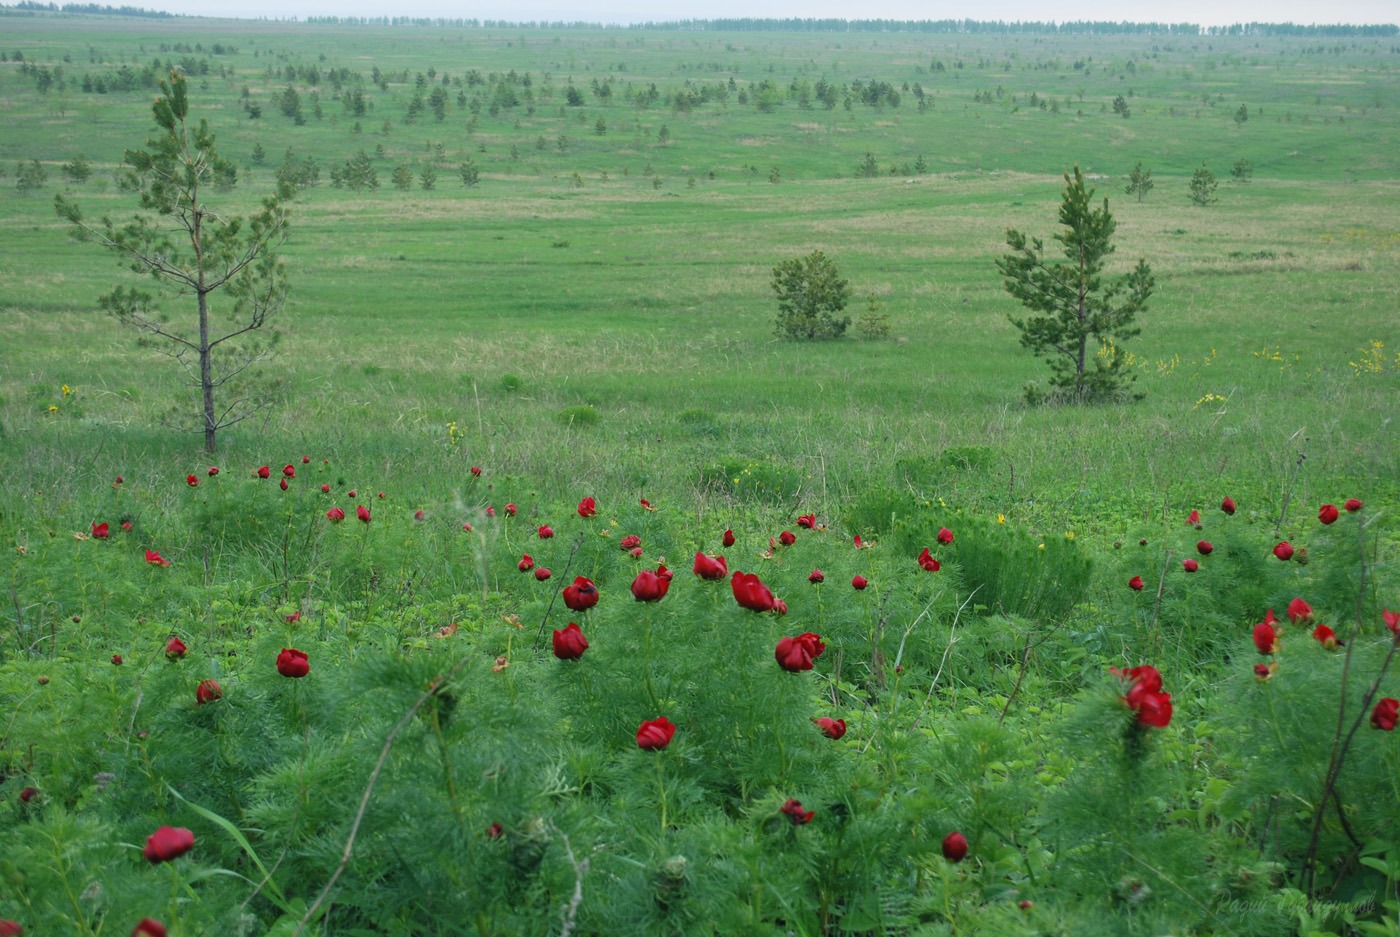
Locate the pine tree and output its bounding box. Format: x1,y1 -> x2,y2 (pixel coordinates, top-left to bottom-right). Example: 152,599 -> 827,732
998,165 -> 1154,403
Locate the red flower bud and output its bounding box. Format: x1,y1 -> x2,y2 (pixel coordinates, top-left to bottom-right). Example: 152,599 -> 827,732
1371,698 -> 1398,731
636,716 -> 675,750
814,717 -> 846,739
276,647 -> 310,678
1317,503 -> 1339,525
552,622 -> 589,660
852,574 -> 869,589
562,576 -> 599,612
941,831 -> 969,862
1220,496 -> 1236,515
257,466 -> 271,479
1344,498 -> 1363,512
1128,575 -> 1144,591
142,825 -> 195,863
1273,541 -> 1294,562
722,528 -> 736,548
195,679 -> 222,705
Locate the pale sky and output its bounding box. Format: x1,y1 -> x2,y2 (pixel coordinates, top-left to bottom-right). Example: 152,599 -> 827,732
140,0 -> 1397,29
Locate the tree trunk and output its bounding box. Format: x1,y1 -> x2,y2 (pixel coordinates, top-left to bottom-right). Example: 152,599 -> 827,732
199,288 -> 215,453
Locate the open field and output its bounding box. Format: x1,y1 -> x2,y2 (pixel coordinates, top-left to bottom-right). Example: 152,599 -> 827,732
2,12 -> 1399,936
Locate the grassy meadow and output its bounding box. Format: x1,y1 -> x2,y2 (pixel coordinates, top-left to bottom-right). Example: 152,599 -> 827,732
2,11 -> 1400,936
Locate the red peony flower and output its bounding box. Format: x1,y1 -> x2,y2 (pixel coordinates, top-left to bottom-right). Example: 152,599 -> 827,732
302,455 -> 310,464
112,654 -> 123,665
145,549 -> 170,567
518,554 -> 534,573
279,478 -> 289,491
195,679 -> 222,705
941,831 -> 969,862
1371,698 -> 1398,731
19,787 -> 38,803
165,636 -> 187,659
1384,609 -> 1399,636
143,826 -> 195,863
808,569 -> 825,584
814,717 -> 846,739
347,490 -> 356,498
917,547 -> 941,572
778,530 -> 796,546
286,611 -> 300,623
936,527 -> 954,545
320,484 -> 330,493
796,514 -> 816,529
1182,558 -> 1199,573
773,598 -> 788,616
631,566 -> 671,602
1111,665 -> 1173,728
461,522 -> 474,532
1312,625 -> 1342,651
0,920 -> 24,936
636,716 -> 676,750
1318,503 -> 1339,525
326,507 -> 345,523
534,567 -> 552,581
775,632 -> 826,672
1254,662 -> 1276,681
537,525 -> 554,539
552,622 -> 589,660
504,503 -> 518,516
1128,575 -> 1144,591
276,647 -> 310,678
1253,621 -> 1280,655
562,576 -> 599,612
470,466 -> 482,477
692,552 -> 727,580
115,475 -> 123,485
92,521 -> 109,539
615,535 -> 640,552
186,474 -> 198,487
132,918 -> 168,937
1196,541 -> 1213,555
629,546 -> 643,558
356,505 -> 371,524
1344,498 -> 1363,513
484,506 -> 495,518
853,534 -> 870,549
1273,541 -> 1294,562
486,822 -> 503,839
852,574 -> 869,589
730,571 -> 776,612
253,465 -> 269,479
577,497 -> 597,518
722,528 -> 735,548
121,521 -> 132,531
1220,496 -> 1236,515
1186,509 -> 1200,525
640,498 -> 655,511
1287,597 -> 1313,624
780,798 -> 814,825
282,465 -> 296,479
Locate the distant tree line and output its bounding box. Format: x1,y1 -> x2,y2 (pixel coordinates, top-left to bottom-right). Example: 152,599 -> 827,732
4,1 -> 173,16
280,17 -> 1397,37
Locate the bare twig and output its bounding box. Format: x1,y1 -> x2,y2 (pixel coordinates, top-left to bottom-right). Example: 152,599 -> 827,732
533,534 -> 586,650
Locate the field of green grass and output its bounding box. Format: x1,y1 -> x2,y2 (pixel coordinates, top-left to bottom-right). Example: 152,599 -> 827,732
2,11 -> 1399,936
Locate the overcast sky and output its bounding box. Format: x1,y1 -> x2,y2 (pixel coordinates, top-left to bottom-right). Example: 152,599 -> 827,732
141,0 -> 1398,28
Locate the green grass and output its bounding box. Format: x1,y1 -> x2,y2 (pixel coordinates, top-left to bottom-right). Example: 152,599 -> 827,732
2,14 -> 1400,936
